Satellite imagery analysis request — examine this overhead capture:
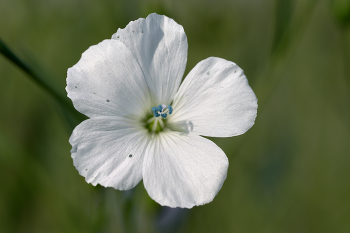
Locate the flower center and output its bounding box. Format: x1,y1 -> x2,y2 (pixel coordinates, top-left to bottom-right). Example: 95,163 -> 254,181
145,104 -> 173,133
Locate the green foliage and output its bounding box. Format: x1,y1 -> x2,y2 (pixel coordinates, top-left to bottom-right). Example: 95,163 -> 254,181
331,0 -> 350,26
1,0 -> 350,233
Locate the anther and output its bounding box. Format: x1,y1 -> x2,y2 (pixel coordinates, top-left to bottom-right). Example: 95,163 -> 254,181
168,105 -> 173,114
151,104 -> 173,119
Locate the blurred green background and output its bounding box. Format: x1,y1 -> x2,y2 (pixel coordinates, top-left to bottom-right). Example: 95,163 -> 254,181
1,0 -> 350,232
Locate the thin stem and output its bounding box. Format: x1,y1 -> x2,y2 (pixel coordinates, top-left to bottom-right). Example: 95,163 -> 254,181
340,27 -> 350,90
1,39 -> 80,112
339,26 -> 350,126
0,38 -> 86,130
254,0 -> 319,111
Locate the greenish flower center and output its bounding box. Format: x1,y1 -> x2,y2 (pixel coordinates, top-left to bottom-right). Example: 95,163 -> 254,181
143,104 -> 173,133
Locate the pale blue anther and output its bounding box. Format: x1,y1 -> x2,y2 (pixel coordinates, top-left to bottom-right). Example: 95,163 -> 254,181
168,105 -> 173,114
161,113 -> 168,119
154,111 -> 160,117
151,106 -> 161,117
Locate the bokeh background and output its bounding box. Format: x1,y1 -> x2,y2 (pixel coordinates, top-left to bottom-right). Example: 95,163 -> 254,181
1,0 -> 350,232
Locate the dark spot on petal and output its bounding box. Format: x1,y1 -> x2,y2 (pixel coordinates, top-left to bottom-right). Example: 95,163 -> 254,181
234,70 -> 237,73
132,30 -> 134,33
106,99 -> 110,102
206,72 -> 210,75
142,30 -> 143,33
74,86 -> 77,88
129,154 -> 132,158
117,35 -> 120,39
85,169 -> 88,171
93,92 -> 95,94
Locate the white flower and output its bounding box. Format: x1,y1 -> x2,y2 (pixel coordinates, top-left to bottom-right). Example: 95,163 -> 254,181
66,13 -> 257,208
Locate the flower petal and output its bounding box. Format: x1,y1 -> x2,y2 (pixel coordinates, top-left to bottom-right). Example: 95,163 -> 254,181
143,131 -> 229,208
69,117 -> 149,190
66,39 -> 152,119
112,13 -> 188,105
169,57 -> 258,137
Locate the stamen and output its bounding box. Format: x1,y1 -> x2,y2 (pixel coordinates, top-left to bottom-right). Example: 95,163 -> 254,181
158,118 -> 164,128
168,105 -> 173,114
152,118 -> 159,132
147,117 -> 155,124
151,104 -> 173,119
151,105 -> 162,117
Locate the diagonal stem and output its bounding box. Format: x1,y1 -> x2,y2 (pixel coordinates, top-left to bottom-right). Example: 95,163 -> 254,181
0,38 -> 86,130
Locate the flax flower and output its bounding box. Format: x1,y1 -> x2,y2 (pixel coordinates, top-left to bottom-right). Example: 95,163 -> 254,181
66,13 -> 257,208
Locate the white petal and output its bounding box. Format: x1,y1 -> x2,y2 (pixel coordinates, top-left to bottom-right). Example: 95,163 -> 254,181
169,57 -> 258,137
112,13 -> 188,105
143,131 -> 229,208
69,117 -> 149,190
66,39 -> 152,119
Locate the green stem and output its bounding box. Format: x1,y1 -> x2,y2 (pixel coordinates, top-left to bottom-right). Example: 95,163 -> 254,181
340,27 -> 350,90
254,0 -> 319,110
1,39 -> 71,112
222,0 -> 321,163
339,27 -> 350,124
0,38 -> 86,130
